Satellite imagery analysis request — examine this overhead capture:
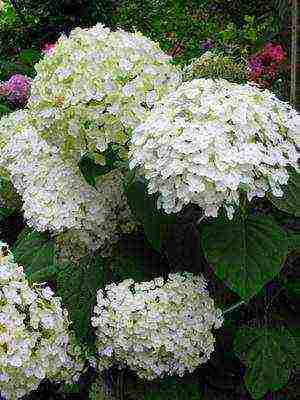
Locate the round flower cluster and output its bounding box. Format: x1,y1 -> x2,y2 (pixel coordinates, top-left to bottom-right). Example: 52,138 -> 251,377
0,110 -> 89,232
0,110 -> 138,254
52,169 -> 139,263
182,51 -> 247,84
0,74 -> 32,107
27,23 -> 181,164
129,78 -> 299,219
91,272 -> 223,380
0,242 -> 84,400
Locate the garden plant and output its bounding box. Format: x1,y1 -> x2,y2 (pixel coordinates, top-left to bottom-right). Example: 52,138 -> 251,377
0,1 -> 298,400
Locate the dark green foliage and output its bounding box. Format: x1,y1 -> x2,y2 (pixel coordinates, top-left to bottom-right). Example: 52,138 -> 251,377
79,144 -> 124,187
234,326 -> 297,398
12,227 -> 56,282
55,255 -> 105,345
125,177 -> 177,252
143,377 -> 202,400
201,215 -> 289,300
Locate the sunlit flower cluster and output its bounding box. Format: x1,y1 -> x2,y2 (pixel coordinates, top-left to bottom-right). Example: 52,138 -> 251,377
92,272 -> 223,380
129,78 -> 299,219
0,242 -> 84,400
27,23 -> 181,164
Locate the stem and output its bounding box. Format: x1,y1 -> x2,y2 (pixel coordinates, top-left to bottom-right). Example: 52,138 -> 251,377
222,300 -> 246,315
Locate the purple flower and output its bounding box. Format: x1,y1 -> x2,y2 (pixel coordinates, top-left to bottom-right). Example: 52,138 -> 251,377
200,39 -> 214,51
0,74 -> 31,106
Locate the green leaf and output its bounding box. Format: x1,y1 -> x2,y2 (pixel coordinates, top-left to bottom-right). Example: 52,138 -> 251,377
56,255 -> 104,344
0,207 -> 14,221
78,145 -> 121,187
125,179 -> 176,252
0,103 -> 12,116
269,167 -> 300,217
12,227 -> 55,280
234,326 -> 297,399
201,215 -> 288,299
17,49 -> 42,67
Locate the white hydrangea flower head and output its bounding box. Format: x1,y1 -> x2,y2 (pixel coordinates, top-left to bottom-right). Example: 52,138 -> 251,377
27,23 -> 182,163
129,78 -> 299,219
0,110 -> 138,251
92,272 -> 223,380
0,110 -> 90,232
52,168 -> 139,262
0,242 -> 84,400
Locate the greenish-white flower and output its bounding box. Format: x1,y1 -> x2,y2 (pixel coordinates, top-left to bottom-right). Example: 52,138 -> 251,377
0,242 -> 84,400
27,23 -> 181,164
92,272 -> 223,380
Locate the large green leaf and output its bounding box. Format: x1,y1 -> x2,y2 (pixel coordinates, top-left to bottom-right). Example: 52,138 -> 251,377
125,179 -> 176,252
12,227 -> 55,280
17,49 -> 42,67
56,255 -> 104,344
269,167 -> 300,217
201,215 -> 288,299
234,326 -> 297,399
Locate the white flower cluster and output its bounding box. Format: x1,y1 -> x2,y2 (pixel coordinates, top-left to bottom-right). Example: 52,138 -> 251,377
129,78 -> 299,219
0,110 -> 138,256
0,242 -> 84,400
52,169 -> 139,263
91,272 -> 223,380
27,23 -> 181,163
0,22 -> 180,257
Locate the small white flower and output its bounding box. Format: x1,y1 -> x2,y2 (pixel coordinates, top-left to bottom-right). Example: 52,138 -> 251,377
42,286 -> 54,300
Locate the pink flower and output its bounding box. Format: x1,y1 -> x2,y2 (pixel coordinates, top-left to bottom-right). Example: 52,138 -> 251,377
0,74 -> 31,106
41,42 -> 56,56
262,43 -> 285,63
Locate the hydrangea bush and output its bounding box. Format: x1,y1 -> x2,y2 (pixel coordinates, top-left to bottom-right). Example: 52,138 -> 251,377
129,78 -> 299,219
92,272 -> 223,380
0,241 -> 84,400
0,21 -> 298,400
